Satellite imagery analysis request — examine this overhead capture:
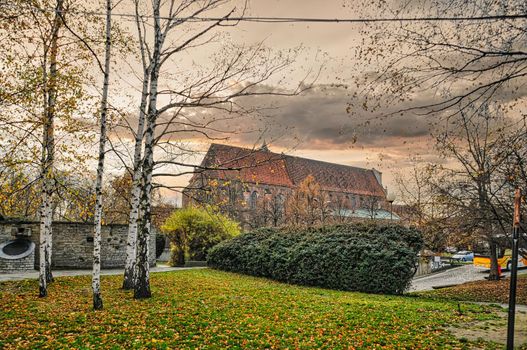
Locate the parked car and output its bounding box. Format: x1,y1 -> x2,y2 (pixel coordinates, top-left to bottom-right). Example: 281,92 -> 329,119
452,250 -> 474,262
444,246 -> 457,254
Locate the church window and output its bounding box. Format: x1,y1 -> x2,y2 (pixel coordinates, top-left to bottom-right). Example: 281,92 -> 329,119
250,191 -> 258,209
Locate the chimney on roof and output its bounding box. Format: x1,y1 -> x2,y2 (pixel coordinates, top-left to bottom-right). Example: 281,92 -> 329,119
371,168 -> 382,186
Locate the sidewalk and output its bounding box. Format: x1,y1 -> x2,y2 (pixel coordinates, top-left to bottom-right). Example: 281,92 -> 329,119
410,264 -> 527,292
0,265 -> 206,282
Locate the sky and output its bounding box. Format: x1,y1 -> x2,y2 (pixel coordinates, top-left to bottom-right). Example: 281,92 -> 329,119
105,0 -> 518,205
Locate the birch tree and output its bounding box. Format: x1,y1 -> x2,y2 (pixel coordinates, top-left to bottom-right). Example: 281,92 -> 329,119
92,0 -> 112,311
0,0 -> 112,297
122,0 -> 151,290
123,0 -> 309,298
39,0 -> 64,297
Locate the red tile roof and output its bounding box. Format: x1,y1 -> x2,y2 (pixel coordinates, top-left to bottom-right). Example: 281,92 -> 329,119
195,143 -> 386,197
284,156 -> 385,197
198,144 -> 293,187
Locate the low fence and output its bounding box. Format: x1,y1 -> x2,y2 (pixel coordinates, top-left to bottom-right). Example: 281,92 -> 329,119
415,256 -> 453,277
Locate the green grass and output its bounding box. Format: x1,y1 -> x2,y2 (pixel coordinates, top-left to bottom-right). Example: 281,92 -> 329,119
0,269 -> 503,349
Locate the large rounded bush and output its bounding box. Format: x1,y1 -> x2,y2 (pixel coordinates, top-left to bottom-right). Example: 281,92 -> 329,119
208,223 -> 423,294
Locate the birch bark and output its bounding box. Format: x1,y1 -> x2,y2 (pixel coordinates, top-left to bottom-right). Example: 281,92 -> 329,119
92,0 -> 112,310
134,0 -> 163,299
121,90 -> 146,290
122,0 -> 151,290
39,0 -> 63,296
133,120 -> 154,299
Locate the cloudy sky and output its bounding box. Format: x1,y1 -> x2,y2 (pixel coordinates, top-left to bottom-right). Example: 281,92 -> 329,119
106,0 -> 523,204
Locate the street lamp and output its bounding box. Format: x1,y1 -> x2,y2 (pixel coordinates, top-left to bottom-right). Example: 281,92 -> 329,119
387,193 -> 396,221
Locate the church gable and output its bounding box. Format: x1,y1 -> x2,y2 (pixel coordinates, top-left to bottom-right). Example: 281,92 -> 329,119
197,143 -> 293,187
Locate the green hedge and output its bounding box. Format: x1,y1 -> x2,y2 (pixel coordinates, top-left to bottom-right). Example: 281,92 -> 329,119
207,223 -> 423,294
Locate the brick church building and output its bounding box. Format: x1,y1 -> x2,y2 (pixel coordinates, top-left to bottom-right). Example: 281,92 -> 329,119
183,143 -> 396,230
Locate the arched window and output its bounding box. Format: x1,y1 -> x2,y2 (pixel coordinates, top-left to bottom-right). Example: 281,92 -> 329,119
250,191 -> 258,209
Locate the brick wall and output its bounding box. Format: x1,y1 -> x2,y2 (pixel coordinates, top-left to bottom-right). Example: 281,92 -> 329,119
0,220 -> 156,270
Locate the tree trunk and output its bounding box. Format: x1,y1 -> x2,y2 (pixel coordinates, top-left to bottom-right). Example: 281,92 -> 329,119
39,0 -> 63,296
122,178 -> 140,289
134,162 -> 152,298
122,69 -> 149,290
44,0 -> 62,285
134,80 -> 157,299
488,240 -> 500,281
134,118 -> 154,298
39,40 -> 49,298
38,191 -> 48,297
92,0 -> 112,311
133,0 -> 163,299
45,208 -> 53,283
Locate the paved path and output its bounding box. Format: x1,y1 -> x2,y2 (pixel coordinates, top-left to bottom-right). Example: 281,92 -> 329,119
0,265 -> 206,282
410,265 -> 527,292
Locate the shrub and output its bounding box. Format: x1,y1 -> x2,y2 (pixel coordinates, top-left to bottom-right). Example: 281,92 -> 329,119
208,223 -> 423,294
161,206 -> 241,266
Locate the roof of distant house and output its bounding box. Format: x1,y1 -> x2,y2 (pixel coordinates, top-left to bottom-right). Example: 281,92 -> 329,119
192,143 -> 386,197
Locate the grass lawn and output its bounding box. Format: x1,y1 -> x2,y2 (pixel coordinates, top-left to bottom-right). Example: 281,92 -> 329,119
0,269 -> 506,349
418,275 -> 527,305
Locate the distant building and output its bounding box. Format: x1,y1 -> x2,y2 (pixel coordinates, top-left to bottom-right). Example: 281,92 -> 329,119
183,143 -> 397,230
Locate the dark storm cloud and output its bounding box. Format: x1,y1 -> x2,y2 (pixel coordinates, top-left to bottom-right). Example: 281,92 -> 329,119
113,80 -> 444,161
220,83 -> 437,151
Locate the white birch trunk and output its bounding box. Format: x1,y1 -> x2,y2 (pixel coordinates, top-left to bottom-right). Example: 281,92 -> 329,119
123,0 -> 154,290
134,116 -> 154,299
45,201 -> 53,283
39,0 -> 63,295
44,16 -> 59,285
92,0 -> 112,311
134,0 -> 163,299
39,55 -> 49,298
122,72 -> 149,290
38,191 -> 48,297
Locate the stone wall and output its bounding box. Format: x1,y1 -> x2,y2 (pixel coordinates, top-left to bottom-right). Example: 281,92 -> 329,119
0,220 -> 156,270
0,240 -> 35,273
